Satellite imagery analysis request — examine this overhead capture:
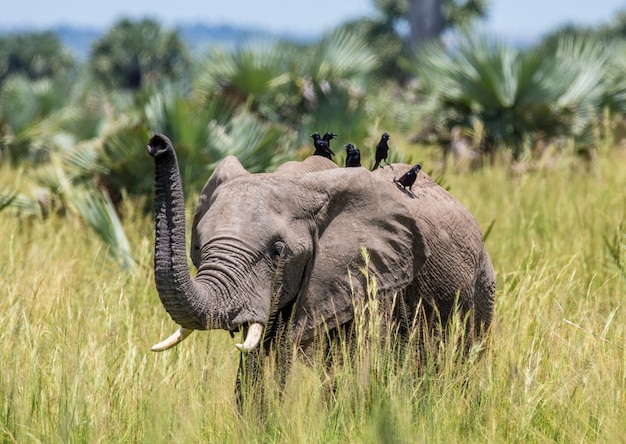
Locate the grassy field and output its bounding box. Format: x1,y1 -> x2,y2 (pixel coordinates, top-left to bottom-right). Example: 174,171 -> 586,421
1,147 -> 625,443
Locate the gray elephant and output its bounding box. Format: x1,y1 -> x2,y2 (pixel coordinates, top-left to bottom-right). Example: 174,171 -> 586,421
146,133 -> 495,393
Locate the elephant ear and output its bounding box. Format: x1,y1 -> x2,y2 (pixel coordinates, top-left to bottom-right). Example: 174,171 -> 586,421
293,167 -> 430,342
190,155 -> 249,267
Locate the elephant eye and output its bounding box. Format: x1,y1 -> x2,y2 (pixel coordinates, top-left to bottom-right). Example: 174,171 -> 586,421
270,241 -> 285,260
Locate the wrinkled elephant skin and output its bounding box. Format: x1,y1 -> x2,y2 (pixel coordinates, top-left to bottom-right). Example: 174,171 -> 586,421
147,133 -> 495,391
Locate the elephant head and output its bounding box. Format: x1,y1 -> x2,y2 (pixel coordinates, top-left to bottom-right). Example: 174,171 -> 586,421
147,134 -> 473,352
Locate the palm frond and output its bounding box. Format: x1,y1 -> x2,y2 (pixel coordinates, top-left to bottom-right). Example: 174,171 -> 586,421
207,109 -> 284,173
194,41 -> 288,102
31,157 -> 135,269
550,36 -> 607,110
411,33 -> 614,157
9,193 -> 43,216
601,42 -> 626,114
0,76 -> 59,133
64,138 -> 109,181
0,190 -> 17,213
312,30 -> 378,82
67,185 -> 136,270
145,83 -> 232,149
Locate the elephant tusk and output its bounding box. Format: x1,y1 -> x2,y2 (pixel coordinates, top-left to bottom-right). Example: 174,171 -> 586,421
151,326 -> 194,352
235,322 -> 264,352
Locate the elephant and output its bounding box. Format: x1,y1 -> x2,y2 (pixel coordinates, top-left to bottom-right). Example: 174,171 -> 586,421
146,133 -> 495,397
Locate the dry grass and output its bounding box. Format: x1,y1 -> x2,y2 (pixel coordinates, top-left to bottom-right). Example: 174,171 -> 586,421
1,147 -> 625,442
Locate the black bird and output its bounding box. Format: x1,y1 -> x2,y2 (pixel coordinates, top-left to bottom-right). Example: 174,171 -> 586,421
311,131 -> 337,159
323,131 -> 338,155
372,132 -> 391,170
344,143 -> 361,167
394,164 -> 422,192
323,131 -> 337,143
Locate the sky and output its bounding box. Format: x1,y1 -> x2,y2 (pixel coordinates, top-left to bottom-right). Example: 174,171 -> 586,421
2,0 -> 625,41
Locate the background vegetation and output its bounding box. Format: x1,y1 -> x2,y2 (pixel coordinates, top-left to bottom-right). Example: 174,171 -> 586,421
1,0 -> 625,441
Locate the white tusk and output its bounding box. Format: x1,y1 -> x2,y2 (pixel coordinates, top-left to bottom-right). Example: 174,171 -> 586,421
235,322 -> 264,352
151,326 -> 193,352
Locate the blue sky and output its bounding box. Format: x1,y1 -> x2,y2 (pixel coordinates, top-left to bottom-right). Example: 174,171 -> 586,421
2,0 -> 625,41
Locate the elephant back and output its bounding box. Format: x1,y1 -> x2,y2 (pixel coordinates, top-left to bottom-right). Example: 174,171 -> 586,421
272,156 -> 338,175
374,163 -> 495,333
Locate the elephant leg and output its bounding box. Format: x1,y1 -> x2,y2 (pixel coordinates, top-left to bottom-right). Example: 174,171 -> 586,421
234,347 -> 265,413
314,321 -> 355,404
271,309 -> 293,400
234,309 -> 294,411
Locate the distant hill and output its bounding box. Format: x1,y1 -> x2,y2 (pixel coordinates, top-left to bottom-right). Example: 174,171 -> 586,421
0,23 -> 317,59
177,23 -> 315,53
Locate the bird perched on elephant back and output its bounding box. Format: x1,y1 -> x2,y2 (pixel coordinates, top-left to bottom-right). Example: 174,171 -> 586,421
146,133 -> 496,403
394,164 -> 422,192
311,131 -> 337,159
373,132 -> 391,170
344,143 -> 361,167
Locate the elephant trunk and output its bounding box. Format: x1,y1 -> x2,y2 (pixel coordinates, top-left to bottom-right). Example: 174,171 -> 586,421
147,134 -> 230,332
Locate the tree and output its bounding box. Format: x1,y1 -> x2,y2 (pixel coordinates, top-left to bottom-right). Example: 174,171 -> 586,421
344,0 -> 487,81
408,0 -> 444,48
89,18 -> 190,90
407,0 -> 487,49
0,31 -> 75,87
342,9 -> 408,81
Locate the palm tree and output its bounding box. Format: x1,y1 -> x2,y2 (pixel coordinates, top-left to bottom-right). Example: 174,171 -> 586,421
0,31 -> 75,87
411,34 -> 618,162
0,75 -> 77,164
89,18 -> 191,90
193,30 -> 378,154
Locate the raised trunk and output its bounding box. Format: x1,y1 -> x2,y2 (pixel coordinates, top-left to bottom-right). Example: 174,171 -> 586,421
147,134 -> 231,331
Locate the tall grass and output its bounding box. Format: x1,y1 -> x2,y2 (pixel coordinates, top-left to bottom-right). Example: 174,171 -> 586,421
1,147 -> 625,442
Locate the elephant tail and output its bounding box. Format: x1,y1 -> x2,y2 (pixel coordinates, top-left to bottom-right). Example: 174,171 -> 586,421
473,248 -> 496,335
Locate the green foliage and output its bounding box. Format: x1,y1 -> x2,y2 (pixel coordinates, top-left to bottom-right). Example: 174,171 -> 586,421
345,0 -> 488,81
541,8 -> 626,46
344,17 -> 408,81
0,31 -> 75,86
311,29 -> 379,82
443,0 -> 489,32
0,67 -> 115,166
193,30 -> 378,152
600,41 -> 626,115
89,18 -> 191,90
411,34 -> 625,159
374,0 -> 408,19
193,40 -> 290,111
205,108 -> 287,173
0,190 -> 16,213
369,0 -> 487,30
0,75 -> 73,163
194,31 -> 377,128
